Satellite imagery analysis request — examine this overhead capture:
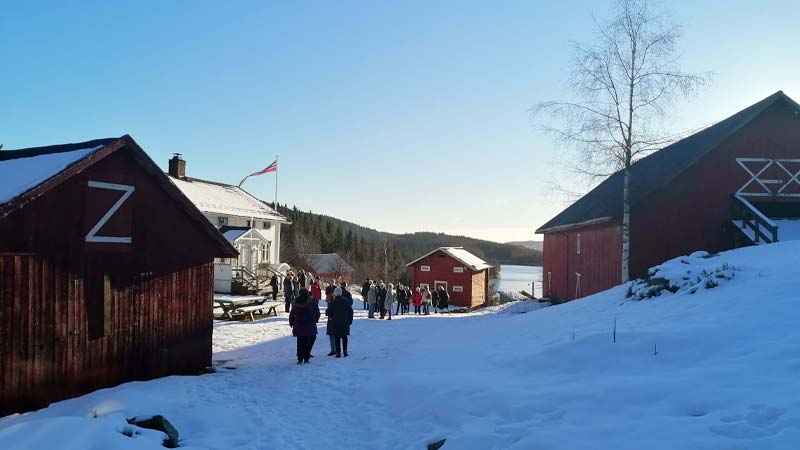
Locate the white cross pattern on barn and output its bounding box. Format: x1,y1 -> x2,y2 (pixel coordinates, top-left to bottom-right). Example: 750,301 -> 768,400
736,158 -> 800,197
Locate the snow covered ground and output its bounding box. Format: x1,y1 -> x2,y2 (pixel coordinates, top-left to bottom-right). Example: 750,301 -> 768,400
2,242 -> 800,449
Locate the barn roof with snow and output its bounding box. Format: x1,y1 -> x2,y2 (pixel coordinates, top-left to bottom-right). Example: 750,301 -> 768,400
300,253 -> 355,274
169,176 -> 289,223
536,91 -> 800,233
406,247 -> 492,271
0,135 -> 236,256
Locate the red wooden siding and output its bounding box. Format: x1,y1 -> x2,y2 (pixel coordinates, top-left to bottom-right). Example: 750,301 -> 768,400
0,256 -> 213,416
542,223 -> 621,302
408,251 -> 488,308
0,143 -> 227,415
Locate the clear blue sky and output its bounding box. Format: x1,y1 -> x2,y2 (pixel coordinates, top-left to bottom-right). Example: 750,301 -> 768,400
2,1 -> 799,242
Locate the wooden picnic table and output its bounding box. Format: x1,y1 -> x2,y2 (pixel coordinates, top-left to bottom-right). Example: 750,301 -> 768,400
213,295 -> 279,321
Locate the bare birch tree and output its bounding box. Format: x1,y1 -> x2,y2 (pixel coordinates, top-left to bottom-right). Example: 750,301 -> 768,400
532,0 -> 709,283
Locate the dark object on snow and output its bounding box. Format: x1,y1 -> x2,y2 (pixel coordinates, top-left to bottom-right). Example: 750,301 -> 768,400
128,415 -> 180,448
428,438 -> 446,450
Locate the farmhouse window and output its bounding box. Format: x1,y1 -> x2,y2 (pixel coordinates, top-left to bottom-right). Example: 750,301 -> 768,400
453,267 -> 464,273
218,216 -> 228,226
576,234 -> 581,254
420,265 -> 431,272
453,286 -> 464,292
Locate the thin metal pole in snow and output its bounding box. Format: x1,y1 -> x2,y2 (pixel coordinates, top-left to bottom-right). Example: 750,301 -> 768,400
274,154 -> 278,208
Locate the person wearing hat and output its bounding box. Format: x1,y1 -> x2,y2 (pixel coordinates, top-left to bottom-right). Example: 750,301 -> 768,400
326,287 -> 353,357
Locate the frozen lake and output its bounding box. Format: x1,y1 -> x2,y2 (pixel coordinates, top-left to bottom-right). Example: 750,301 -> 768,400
496,264 -> 543,298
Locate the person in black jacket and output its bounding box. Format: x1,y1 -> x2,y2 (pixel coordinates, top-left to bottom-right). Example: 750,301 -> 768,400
283,274 -> 295,313
377,282 -> 388,319
395,284 -> 407,315
269,275 -> 279,301
361,279 -> 371,310
437,286 -> 451,313
326,287 -> 353,357
340,282 -> 354,305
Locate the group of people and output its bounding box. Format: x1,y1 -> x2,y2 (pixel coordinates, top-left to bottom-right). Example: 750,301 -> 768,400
360,279 -> 450,319
286,273 -> 355,364
280,270 -> 453,364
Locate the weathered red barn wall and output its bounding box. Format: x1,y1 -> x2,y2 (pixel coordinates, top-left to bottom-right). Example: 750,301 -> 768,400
631,99 -> 800,277
541,222 -> 622,302
0,147 -> 220,415
0,256 -> 213,416
409,251 -> 487,307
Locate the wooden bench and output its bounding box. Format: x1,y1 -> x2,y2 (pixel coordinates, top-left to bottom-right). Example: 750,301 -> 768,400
236,302 -> 281,321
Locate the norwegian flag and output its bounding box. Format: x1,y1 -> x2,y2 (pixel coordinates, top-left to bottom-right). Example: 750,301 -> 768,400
238,160 -> 277,187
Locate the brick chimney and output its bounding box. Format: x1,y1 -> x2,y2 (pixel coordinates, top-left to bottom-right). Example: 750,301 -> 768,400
168,153 -> 186,178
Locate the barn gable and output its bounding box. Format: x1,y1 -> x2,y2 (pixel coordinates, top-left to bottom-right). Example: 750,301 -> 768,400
536,91 -> 800,233
0,135 -> 236,258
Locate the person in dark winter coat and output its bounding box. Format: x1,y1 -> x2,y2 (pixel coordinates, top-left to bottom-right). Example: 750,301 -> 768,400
283,275 -> 295,313
326,287 -> 353,357
377,282 -> 388,319
361,279 -> 371,310
437,286 -> 451,313
404,286 -> 412,313
299,272 -> 307,290
289,288 -> 320,364
395,285 -> 407,315
270,275 -> 279,301
340,283 -> 354,305
431,289 -> 439,314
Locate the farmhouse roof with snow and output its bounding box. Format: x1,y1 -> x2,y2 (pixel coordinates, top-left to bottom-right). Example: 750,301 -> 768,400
406,246 -> 492,271
169,175 -> 289,223
300,253 -> 355,274
536,91 -> 800,233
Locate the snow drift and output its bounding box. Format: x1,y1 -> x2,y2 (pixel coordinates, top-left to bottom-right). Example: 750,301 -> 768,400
1,242 -> 799,450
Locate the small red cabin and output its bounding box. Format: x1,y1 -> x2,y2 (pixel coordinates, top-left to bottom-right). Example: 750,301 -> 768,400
0,135 -> 236,415
406,247 -> 492,309
536,91 -> 800,302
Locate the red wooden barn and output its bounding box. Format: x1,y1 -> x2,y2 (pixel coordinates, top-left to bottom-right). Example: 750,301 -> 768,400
0,135 -> 236,415
536,91 -> 800,302
406,247 -> 492,308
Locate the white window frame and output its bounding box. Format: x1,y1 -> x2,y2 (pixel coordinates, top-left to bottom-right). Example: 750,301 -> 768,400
453,286 -> 464,292
85,181 -> 135,244
576,233 -> 581,255
420,265 -> 431,272
434,280 -> 448,291
453,266 -> 464,273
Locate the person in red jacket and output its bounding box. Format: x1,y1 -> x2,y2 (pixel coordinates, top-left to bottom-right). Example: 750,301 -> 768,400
310,278 -> 322,301
412,287 -> 423,315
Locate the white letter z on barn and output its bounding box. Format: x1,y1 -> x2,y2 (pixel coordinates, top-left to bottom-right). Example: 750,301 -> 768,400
85,181 -> 135,243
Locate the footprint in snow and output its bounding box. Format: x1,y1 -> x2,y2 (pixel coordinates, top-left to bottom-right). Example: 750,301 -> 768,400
709,404 -> 788,440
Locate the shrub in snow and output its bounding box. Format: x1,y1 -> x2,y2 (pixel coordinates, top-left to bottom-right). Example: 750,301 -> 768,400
626,251 -> 738,300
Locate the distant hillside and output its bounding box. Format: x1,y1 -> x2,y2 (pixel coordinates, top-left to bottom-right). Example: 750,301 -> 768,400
507,240 -> 544,252
274,204 -> 541,281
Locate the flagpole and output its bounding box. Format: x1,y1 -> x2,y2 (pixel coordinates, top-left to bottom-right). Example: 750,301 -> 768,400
274,154 -> 278,209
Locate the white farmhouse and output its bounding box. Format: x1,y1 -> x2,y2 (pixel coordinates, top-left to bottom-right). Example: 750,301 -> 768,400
166,154 -> 290,292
